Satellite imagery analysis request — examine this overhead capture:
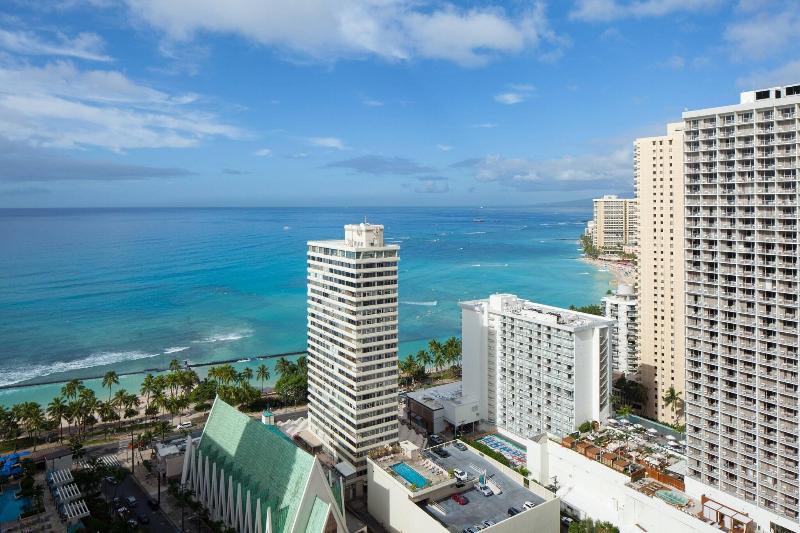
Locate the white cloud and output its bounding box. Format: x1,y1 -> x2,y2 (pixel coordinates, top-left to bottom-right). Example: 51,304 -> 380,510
309,136 -> 347,150
724,5 -> 800,60
494,83 -> 536,105
363,99 -> 384,107
414,177 -> 449,193
124,0 -> 565,67
737,60 -> 800,89
253,147 -> 272,156
0,29 -> 112,61
570,0 -> 721,22
471,122 -> 497,128
0,60 -> 242,151
659,55 -> 685,69
457,148 -> 632,191
436,144 -> 453,151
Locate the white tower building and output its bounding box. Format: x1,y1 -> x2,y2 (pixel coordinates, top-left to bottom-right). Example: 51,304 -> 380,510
461,294 -> 613,439
683,84 -> 800,531
603,284 -> 639,377
306,223 -> 400,491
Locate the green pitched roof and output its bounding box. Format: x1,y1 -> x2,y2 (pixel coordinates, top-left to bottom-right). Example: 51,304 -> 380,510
198,398 -> 315,533
303,497 -> 330,533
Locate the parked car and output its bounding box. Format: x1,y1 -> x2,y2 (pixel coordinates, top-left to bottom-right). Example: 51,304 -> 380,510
478,484 -> 493,496
116,506 -> 128,518
507,506 -> 521,516
451,493 -> 468,505
482,520 -> 496,528
429,434 -> 444,445
561,516 -> 574,526
454,441 -> 467,451
522,500 -> 537,510
461,527 -> 479,533
112,496 -> 121,507
127,518 -> 138,528
125,496 -> 137,507
453,469 -> 469,482
176,421 -> 192,430
147,498 -> 159,510
433,448 -> 450,458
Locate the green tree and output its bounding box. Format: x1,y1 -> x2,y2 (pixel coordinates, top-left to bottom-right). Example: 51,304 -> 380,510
415,349 -> 432,378
617,404 -> 633,418
443,336 -> 462,369
275,357 -> 293,377
256,364 -> 271,393
662,385 -> 683,417
47,396 -> 68,443
61,379 -> 83,402
239,367 -> 254,384
102,370 -> 119,401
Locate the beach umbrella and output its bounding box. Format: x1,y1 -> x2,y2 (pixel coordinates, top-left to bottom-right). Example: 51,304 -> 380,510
666,435 -> 675,441
647,428 -> 658,434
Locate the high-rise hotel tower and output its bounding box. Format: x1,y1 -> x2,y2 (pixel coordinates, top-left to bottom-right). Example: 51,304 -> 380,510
683,85 -> 800,530
306,223 -> 400,491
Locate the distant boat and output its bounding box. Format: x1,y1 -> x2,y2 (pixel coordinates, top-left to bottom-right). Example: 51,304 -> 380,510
473,218 -> 485,223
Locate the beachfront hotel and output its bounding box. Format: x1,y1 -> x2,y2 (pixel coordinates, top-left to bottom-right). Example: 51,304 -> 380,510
460,294 -> 614,440
634,122 -> 687,424
306,223 -> 400,494
602,284 -> 639,378
683,84 -> 800,531
592,194 -> 638,252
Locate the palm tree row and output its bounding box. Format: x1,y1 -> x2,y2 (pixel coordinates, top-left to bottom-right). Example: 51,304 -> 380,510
399,336 -> 462,386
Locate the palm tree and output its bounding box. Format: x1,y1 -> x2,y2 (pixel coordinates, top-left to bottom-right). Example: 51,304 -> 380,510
428,339 -> 443,370
617,404 -> 633,418
96,401 -> 118,440
47,397 -> 68,443
113,389 -> 128,429
102,371 -> 119,401
415,349 -> 432,378
399,355 -> 419,386
169,359 -> 182,372
443,336 -> 462,369
140,374 -> 156,409
662,386 -> 683,417
256,364 -> 270,393
239,367 -> 254,384
61,379 -> 83,402
275,357 -> 293,377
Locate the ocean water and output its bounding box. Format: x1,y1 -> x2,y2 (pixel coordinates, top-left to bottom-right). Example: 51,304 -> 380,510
0,207 -> 613,406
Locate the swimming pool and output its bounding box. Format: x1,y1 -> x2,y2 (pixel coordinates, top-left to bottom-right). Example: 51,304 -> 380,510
0,486 -> 29,522
478,435 -> 527,467
656,489 -> 688,507
391,462 -> 429,488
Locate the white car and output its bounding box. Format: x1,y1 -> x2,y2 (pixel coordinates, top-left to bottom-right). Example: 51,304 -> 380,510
522,500 -> 537,510
176,421 -> 192,430
453,469 -> 469,482
478,484 -> 493,497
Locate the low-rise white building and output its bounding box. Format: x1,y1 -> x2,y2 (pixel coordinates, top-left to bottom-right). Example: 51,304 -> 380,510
367,439 -> 560,533
461,294 -> 614,439
602,284 -> 639,378
405,382 -> 479,435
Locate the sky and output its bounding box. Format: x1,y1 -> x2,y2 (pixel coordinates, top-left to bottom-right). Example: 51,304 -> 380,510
1,0 -> 799,207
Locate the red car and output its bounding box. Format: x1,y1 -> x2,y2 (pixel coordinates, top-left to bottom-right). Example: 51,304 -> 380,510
451,494 -> 468,505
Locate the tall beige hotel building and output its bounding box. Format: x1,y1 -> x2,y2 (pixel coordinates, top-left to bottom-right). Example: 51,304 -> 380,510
306,223 -> 400,495
634,123 -> 686,424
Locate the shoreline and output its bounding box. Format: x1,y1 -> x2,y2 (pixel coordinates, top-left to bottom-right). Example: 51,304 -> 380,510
581,256 -> 637,288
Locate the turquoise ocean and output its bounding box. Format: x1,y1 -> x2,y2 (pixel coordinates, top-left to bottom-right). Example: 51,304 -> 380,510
0,207 -> 613,407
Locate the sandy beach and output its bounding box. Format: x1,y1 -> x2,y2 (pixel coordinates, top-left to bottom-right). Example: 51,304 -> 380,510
581,256 -> 637,288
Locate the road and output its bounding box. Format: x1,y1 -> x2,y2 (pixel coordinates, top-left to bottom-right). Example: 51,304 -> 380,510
103,475 -> 174,532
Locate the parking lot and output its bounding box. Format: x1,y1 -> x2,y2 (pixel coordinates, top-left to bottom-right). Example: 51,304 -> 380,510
104,475 -> 174,531
423,441 -> 545,532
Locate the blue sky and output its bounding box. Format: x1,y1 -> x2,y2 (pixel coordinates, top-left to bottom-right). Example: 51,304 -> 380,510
0,0 -> 798,207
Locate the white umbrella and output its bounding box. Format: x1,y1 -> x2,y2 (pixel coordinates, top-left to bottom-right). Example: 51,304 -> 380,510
606,418 -> 617,424
619,419 -> 630,424
647,428 -> 658,434
634,423 -> 643,429
666,435 -> 675,441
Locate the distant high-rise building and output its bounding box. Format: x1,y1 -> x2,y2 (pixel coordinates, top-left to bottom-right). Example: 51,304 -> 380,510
603,284 -> 639,378
634,122 -> 686,423
683,85 -> 800,530
592,195 -> 638,251
306,223 -> 400,493
461,294 -> 613,439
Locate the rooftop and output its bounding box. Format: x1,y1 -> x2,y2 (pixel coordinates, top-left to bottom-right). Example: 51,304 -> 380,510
406,381 -> 476,411
463,294 -> 613,330
372,440 -> 549,533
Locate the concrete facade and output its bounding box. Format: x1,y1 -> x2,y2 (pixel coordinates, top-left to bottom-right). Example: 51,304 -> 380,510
461,294 -> 614,439
635,122 -> 686,423
592,195 -> 638,251
603,284 -> 639,378
306,223 -> 400,485
682,85 -> 800,530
